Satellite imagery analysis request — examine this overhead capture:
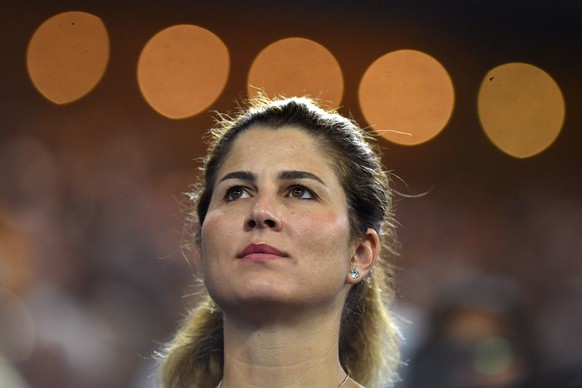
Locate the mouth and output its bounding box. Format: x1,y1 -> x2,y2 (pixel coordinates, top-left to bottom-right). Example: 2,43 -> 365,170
237,243 -> 288,261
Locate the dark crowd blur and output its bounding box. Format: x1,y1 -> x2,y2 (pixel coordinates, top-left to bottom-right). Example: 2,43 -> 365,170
0,132 -> 202,387
2,130 -> 581,387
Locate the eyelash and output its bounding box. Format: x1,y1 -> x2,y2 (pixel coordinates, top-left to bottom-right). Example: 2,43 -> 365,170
224,186 -> 250,202
223,184 -> 318,202
286,185 -> 317,200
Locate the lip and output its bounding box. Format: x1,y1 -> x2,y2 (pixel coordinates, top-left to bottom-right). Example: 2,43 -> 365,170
237,243 -> 288,261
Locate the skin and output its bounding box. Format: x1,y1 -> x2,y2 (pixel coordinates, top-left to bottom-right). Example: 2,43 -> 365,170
200,126 -> 378,387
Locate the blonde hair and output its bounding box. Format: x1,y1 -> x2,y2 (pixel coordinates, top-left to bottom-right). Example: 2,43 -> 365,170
159,96 -> 400,387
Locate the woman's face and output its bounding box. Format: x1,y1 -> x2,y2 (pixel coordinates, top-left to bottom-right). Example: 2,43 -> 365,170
201,126 -> 355,320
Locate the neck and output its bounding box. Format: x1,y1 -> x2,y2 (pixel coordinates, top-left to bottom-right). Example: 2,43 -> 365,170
221,305 -> 348,386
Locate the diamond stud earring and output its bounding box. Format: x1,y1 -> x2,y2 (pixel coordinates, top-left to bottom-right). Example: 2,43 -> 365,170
349,268 -> 360,280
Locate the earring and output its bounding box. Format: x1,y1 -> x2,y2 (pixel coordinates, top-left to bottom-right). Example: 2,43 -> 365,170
349,268 -> 360,280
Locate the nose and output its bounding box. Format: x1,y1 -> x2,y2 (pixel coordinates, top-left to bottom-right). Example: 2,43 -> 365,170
245,194 -> 282,231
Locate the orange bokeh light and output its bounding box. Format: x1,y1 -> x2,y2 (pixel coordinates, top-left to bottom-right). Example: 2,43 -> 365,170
26,11 -> 110,104
359,49 -> 455,146
247,37 -> 344,108
137,25 -> 229,119
478,63 -> 565,158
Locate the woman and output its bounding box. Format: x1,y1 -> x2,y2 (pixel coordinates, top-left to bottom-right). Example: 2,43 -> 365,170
159,96 -> 400,387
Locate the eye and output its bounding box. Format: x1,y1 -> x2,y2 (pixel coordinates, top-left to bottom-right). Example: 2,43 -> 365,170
225,186 -> 250,201
288,185 -> 316,200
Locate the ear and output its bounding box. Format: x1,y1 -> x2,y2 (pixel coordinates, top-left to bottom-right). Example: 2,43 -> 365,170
347,228 -> 380,285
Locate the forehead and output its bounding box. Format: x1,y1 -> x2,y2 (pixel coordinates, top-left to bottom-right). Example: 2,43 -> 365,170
219,125 -> 333,174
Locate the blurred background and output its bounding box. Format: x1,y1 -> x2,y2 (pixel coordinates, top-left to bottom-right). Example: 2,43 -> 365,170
1,1 -> 581,387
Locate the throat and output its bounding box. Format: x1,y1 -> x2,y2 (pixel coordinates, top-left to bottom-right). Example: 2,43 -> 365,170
221,311 -> 346,386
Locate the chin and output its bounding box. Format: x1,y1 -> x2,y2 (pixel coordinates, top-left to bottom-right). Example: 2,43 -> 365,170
215,286 -> 306,320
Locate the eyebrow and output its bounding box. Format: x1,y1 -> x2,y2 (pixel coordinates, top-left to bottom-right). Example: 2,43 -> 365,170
219,170 -> 255,183
218,170 -> 326,186
279,170 -> 326,186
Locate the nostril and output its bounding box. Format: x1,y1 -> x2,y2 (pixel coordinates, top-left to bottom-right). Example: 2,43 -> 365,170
246,219 -> 257,229
265,219 -> 276,228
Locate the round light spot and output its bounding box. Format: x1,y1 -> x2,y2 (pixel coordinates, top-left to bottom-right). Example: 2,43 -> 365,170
26,11 -> 109,104
478,63 -> 565,158
359,50 -> 455,146
248,37 -> 344,108
137,25 -> 229,119
473,337 -> 513,376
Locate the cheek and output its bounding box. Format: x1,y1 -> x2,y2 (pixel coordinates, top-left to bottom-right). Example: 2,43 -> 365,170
296,210 -> 352,258
199,211 -> 229,271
